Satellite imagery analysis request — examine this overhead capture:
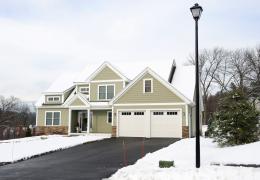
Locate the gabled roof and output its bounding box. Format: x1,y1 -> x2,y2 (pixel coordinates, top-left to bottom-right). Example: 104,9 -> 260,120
85,61 -> 130,82
63,92 -> 90,107
112,67 -> 193,104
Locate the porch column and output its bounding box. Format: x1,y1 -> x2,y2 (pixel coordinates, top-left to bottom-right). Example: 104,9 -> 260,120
87,109 -> 90,133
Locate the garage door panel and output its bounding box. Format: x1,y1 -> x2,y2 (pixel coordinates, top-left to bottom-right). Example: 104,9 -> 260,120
119,111 -> 146,137
151,110 -> 182,138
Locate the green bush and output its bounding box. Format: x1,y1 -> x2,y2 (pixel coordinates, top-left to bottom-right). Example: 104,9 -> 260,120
159,160 -> 174,168
212,88 -> 259,146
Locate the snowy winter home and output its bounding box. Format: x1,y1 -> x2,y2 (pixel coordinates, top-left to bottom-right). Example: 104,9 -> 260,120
35,61 -> 202,138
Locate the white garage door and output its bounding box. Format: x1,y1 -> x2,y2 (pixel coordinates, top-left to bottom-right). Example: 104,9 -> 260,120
151,110 -> 182,138
118,111 -> 146,137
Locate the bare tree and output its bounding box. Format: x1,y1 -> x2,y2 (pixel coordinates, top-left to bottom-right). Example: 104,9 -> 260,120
0,96 -> 20,126
188,47 -> 225,124
229,49 -> 251,91
245,46 -> 260,104
213,51 -> 233,93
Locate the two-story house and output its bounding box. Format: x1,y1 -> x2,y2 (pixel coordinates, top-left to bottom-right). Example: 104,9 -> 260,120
35,61 -> 201,138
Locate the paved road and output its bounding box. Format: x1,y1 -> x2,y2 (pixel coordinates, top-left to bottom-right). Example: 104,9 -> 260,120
0,137 -> 179,180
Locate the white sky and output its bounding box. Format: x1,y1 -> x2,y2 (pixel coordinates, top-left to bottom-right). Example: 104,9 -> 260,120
0,0 -> 259,101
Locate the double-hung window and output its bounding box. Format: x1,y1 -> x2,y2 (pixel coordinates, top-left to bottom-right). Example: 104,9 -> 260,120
98,84 -> 115,100
45,112 -> 61,126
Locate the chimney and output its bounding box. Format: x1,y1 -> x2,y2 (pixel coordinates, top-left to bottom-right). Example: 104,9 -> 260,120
168,59 -> 176,83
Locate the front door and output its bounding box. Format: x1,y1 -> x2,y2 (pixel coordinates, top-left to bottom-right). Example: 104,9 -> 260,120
78,111 -> 88,132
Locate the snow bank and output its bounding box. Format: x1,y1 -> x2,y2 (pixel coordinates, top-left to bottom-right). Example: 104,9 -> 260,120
109,138 -> 260,180
0,134 -> 111,163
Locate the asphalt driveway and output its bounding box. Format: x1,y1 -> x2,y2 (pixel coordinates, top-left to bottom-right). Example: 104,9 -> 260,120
0,137 -> 179,180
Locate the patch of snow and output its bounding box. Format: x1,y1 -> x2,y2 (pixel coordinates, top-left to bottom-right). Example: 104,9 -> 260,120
0,134 -> 111,163
46,72 -> 79,92
202,125 -> 208,136
171,65 -> 195,101
109,138 -> 260,180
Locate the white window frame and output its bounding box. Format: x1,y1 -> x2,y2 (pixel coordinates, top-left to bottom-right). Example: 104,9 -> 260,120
143,78 -> 153,93
47,96 -> 61,102
97,84 -> 115,100
79,86 -> 89,94
107,111 -> 112,124
45,111 -> 61,126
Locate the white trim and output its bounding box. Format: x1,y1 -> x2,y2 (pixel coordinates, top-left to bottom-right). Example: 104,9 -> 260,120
44,111 -> 61,126
114,103 -> 186,106
97,84 -> 115,101
143,78 -> 153,93
38,106 -> 68,109
87,62 -> 130,82
112,67 -> 192,104
112,105 -> 114,126
87,109 -> 90,133
185,104 -> 188,126
91,79 -> 124,83
68,109 -> 71,133
116,108 -> 183,138
69,106 -> 90,110
35,108 -> 38,126
90,107 -> 112,110
106,111 -> 112,124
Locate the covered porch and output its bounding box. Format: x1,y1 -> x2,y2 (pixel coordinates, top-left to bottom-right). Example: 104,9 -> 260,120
69,109 -> 112,134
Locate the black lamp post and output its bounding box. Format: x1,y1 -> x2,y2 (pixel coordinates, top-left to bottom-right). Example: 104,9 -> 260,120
190,3 -> 203,168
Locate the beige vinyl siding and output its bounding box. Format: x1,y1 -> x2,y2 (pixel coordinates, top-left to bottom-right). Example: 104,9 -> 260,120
90,81 -> 124,101
113,104 -> 186,126
37,108 -> 69,126
45,95 -> 62,104
69,98 -> 85,106
115,73 -> 184,104
92,66 -> 121,80
91,110 -> 112,133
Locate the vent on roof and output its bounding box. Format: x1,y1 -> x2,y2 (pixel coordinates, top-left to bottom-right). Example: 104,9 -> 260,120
168,59 -> 176,83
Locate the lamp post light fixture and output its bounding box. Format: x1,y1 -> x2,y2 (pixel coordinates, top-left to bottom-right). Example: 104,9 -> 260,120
190,3 -> 203,168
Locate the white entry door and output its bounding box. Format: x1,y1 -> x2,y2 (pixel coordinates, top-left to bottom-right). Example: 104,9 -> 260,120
151,110 -> 182,138
118,111 -> 146,137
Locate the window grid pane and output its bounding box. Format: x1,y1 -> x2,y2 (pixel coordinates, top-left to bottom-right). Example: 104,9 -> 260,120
107,85 -> 114,99
99,86 -> 106,100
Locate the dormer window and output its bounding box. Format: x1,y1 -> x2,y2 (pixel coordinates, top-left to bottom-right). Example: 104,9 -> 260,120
143,79 -> 153,93
79,87 -> 89,95
47,96 -> 60,102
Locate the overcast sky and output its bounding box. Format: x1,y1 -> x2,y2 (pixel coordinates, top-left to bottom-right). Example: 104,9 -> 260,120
0,0 -> 259,102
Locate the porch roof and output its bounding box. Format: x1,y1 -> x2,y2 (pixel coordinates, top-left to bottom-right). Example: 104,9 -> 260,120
89,101 -> 111,110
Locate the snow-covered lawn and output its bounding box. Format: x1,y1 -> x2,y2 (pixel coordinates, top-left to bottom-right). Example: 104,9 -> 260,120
0,133 -> 111,163
109,138 -> 260,180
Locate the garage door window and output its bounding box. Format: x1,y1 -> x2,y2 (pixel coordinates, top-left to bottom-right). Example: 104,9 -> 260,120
167,111 -> 178,115
153,112 -> 164,115
122,112 -> 131,115
134,112 -> 144,115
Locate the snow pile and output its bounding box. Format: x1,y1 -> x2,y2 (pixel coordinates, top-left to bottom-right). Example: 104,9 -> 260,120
0,134 -> 111,163
109,138 -> 260,180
